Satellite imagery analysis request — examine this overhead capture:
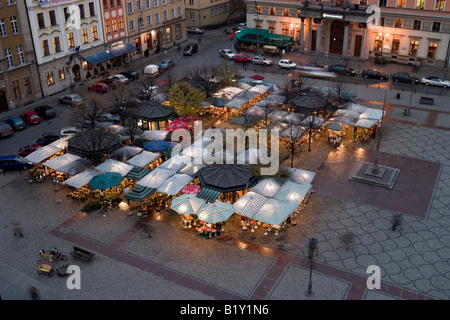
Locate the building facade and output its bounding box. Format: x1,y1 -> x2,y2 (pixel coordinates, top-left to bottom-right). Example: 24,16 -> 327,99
247,0 -> 450,67
0,0 -> 41,112
25,0 -> 105,97
185,0 -> 244,28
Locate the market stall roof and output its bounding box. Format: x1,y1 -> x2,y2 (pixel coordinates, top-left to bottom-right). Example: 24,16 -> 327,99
126,151 -> 161,167
25,145 -> 61,164
251,178 -> 283,198
124,185 -> 156,202
42,153 -> 81,171
214,86 -> 244,99
178,162 -> 206,176
134,100 -> 176,122
67,129 -> 122,157
197,201 -> 235,224
196,187 -> 222,202
274,180 -> 312,204
280,125 -> 307,139
288,91 -> 327,114
48,136 -> 70,149
171,193 -> 206,215
359,108 -> 385,120
137,167 -> 176,188
140,130 -> 169,141
235,28 -> 293,49
253,198 -> 299,226
95,159 -> 134,176
233,191 -> 269,218
89,172 -> 124,190
282,112 -> 306,125
157,173 -> 193,195
57,158 -> 92,176
64,169 -> 102,189
109,146 -> 143,163
249,84 -> 270,94
158,155 -> 192,172
354,118 -> 379,128
285,167 -> 316,184
124,166 -> 152,180
225,96 -> 248,110
300,115 -> 326,129
143,140 -> 171,152
197,164 -> 257,193
235,148 -> 260,164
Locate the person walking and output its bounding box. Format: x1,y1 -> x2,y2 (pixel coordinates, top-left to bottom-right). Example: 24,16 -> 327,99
12,221 -> 23,237
28,286 -> 40,300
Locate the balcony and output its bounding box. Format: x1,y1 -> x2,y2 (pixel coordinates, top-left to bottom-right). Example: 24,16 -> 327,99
299,1 -> 373,20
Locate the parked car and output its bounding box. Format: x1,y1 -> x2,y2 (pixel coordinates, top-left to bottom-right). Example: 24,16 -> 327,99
234,53 -> 252,63
0,155 -> 33,172
120,71 -> 140,81
224,26 -> 239,34
183,43 -> 198,56
144,64 -> 159,77
278,59 -> 297,69
238,23 -> 247,29
391,73 -> 420,84
34,105 -> 56,119
187,27 -> 205,34
421,76 -> 450,88
101,78 -> 119,88
362,69 -> 389,80
98,113 -> 120,123
36,132 -> 60,146
60,127 -> 80,137
219,49 -> 235,60
18,144 -> 40,157
5,117 -> 26,131
60,94 -> 84,106
109,74 -> 129,84
88,82 -> 109,93
299,62 -> 325,69
328,65 -> 356,76
0,121 -> 13,138
20,111 -> 41,125
252,56 -> 273,66
159,59 -> 175,70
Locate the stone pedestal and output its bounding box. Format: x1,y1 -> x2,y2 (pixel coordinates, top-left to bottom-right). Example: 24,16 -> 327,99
350,162 -> 400,189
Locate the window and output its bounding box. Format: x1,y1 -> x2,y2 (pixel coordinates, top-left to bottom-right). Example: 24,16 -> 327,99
428,42 -> 437,58
189,0 -> 193,4
256,5 -> 262,14
89,2 -> 96,17
171,8 -> 175,19
105,20 -> 111,33
54,36 -> 61,53
162,0 -> 167,4
37,13 -> 46,29
146,0 -> 151,9
110,0 -> 115,7
92,26 -> 98,40
432,22 -> 441,32
12,81 -> 20,99
283,8 -> 289,16
67,32 -> 75,48
165,27 -> 171,42
119,17 -> 124,30
155,13 -> 160,23
175,24 -> 181,39
49,10 -> 57,26
269,7 -> 275,15
112,19 -> 117,32
397,0 -> 406,7
395,18 -> 403,28
127,2 -> 133,13
16,45 -> 25,65
282,26 -> 289,35
79,4 -> 85,19
379,0 -> 387,6
147,15 -> 152,25
47,72 -> 54,86
59,68 -> 65,81
413,20 -> 421,30
129,20 -> 135,31
435,0 -> 445,11
392,39 -> 400,53
117,0 -> 121,5
374,38 -> 382,52
11,17 -> 19,34
380,17 -> 385,26
42,39 -> 50,56
24,77 -> 33,95
82,29 -> 89,43
64,7 -> 70,22
103,0 -> 108,9
163,11 -> 167,21
137,0 -> 142,11
138,17 -> 144,28
0,19 -> 7,37
178,7 -> 182,16
269,24 -> 275,34
256,23 -> 261,29
416,0 -> 425,9
410,40 -> 419,56
5,48 -> 13,68
189,12 -> 194,20
7,0 -> 14,5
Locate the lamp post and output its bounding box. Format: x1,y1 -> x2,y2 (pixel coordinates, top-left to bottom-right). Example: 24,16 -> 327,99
139,10 -> 144,75
254,1 -> 259,56
306,237 -> 318,297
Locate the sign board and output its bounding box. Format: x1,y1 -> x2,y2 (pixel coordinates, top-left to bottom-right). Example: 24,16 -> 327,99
38,0 -> 77,8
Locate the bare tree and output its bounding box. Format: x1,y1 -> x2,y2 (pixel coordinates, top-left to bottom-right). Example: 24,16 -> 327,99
258,97 -> 278,128
106,83 -> 139,127
137,77 -> 159,100
280,121 -> 306,168
215,61 -> 241,88
187,64 -> 220,99
71,93 -> 108,130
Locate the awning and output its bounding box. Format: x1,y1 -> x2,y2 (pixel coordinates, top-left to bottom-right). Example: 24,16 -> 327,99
124,185 -> 156,202
233,191 -> 269,218
124,166 -> 152,180
197,201 -> 235,224
64,169 -> 102,189
126,151 -> 161,167
171,193 -> 206,215
285,168 -> 316,185
95,159 -> 134,176
43,153 -> 81,171
179,162 -> 206,176
158,155 -> 191,172
156,173 -> 193,195
25,145 -> 61,164
196,187 -> 222,202
253,198 -> 299,226
274,180 -> 312,204
137,167 -> 176,188
84,51 -> 113,65
108,43 -> 136,57
251,178 -> 283,197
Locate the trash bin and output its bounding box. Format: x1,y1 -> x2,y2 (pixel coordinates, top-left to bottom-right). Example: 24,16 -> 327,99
396,93 -> 401,99
403,108 -> 409,115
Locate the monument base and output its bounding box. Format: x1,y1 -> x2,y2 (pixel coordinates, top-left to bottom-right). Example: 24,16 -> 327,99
350,162 -> 400,189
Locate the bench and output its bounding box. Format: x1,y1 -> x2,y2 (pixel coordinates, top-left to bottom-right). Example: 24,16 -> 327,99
70,246 -> 95,262
419,97 -> 434,105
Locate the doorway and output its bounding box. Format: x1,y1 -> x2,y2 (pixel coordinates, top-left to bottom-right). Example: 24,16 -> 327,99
72,65 -> 81,82
0,90 -> 7,113
311,30 -> 317,51
354,35 -> 362,57
329,20 -> 345,54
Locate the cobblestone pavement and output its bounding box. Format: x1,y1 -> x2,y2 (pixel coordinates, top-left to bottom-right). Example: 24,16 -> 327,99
1,30 -> 449,302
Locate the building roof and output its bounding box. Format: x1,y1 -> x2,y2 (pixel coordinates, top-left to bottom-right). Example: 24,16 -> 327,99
134,100 -> 176,122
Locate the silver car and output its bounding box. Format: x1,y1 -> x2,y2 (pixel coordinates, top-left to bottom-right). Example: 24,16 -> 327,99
421,76 -> 450,88
59,94 -> 84,106
219,49 -> 235,60
252,56 -> 273,66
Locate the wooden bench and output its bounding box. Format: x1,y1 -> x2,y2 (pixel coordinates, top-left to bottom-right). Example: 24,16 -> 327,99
419,97 -> 434,105
70,246 -> 95,262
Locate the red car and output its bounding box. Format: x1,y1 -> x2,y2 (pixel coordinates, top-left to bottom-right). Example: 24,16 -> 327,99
234,53 -> 252,63
88,82 -> 109,93
20,111 -> 41,125
18,144 -> 40,157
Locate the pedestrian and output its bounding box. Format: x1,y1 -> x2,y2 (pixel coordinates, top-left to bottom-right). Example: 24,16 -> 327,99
371,124 -> 377,139
324,50 -> 329,58
12,221 -> 23,237
28,286 -> 40,300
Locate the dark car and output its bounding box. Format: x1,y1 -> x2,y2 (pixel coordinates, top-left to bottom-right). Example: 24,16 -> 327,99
224,26 -> 239,34
5,117 -> 26,131
0,155 -> 33,172
362,69 -> 389,80
328,65 -> 356,76
18,144 -> 40,157
88,82 -> 109,93
0,121 -> 13,138
159,59 -> 175,71
183,43 -> 198,56
36,132 -> 60,146
120,71 -> 140,81
34,105 -> 56,119
391,73 -> 420,84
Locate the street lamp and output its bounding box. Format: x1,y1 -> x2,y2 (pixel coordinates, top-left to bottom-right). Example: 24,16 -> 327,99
306,237 -> 318,297
254,1 -> 259,56
138,10 -> 144,75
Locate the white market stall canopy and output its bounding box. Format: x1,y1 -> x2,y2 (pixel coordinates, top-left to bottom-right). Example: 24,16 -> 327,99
156,173 -> 193,195
95,159 -> 134,176
64,169 -> 102,189
42,153 -> 81,171
253,198 -> 299,226
137,167 -> 176,188
285,167 -> 316,185
251,178 -> 283,198
233,191 -> 269,218
249,84 -> 270,94
140,130 -> 169,141
158,155 -> 192,172
48,136 -> 70,149
126,151 -> 161,167
25,145 -> 61,164
178,162 -> 206,176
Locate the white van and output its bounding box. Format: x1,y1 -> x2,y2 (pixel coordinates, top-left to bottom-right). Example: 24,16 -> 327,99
144,64 -> 159,77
